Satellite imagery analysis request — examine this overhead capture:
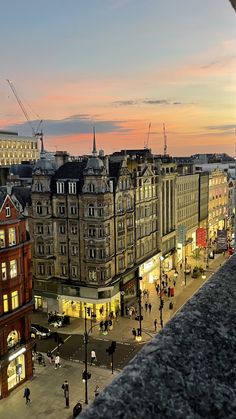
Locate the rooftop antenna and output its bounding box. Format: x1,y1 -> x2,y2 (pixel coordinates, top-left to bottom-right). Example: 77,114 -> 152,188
144,122 -> 151,149
163,123 -> 167,156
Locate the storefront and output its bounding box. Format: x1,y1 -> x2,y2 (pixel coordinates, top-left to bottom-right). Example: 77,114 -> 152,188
139,255 -> 160,289
7,349 -> 26,391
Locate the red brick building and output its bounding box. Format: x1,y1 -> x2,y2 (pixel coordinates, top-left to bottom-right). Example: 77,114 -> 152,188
0,193 -> 33,398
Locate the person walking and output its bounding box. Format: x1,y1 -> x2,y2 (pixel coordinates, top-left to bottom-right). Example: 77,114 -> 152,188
23,387 -> 31,404
94,385 -> 100,397
168,286 -> 171,298
132,327 -> 137,339
62,380 -> 69,407
91,349 -> 96,365
148,303 -> 152,313
54,354 -> 61,369
47,350 -> 53,364
145,302 -> 148,312
154,319 -> 157,331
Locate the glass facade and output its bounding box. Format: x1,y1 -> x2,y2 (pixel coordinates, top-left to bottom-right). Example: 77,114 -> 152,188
7,354 -> 25,390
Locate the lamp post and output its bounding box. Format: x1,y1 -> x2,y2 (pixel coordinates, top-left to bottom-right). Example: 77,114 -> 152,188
159,256 -> 164,329
136,276 -> 143,340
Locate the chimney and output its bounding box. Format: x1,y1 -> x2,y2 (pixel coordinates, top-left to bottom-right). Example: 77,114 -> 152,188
54,151 -> 69,168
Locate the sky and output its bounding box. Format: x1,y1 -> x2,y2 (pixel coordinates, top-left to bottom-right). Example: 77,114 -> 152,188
0,0 -> 235,157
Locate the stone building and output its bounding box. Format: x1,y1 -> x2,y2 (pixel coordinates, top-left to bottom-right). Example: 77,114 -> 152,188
30,142 -> 161,318
0,131 -> 38,166
0,192 -> 33,398
208,169 -> 228,241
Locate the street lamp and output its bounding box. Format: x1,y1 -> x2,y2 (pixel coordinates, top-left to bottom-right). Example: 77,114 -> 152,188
136,276 -> 143,341
201,271 -> 207,280
83,303 -> 90,405
159,256 -> 164,329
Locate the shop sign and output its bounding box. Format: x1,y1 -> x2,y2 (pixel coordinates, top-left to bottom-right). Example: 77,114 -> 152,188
196,228 -> 207,247
217,229 -> 228,250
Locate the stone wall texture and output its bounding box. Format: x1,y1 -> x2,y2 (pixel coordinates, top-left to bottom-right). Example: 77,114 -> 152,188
79,254 -> 236,419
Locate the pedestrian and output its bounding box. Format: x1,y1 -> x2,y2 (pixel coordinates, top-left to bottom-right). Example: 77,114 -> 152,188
129,308 -> 133,319
62,380 -> 69,407
91,349 -> 96,365
54,354 -> 61,369
148,303 -> 152,313
145,302 -> 148,312
154,319 -> 157,331
23,387 -> 30,404
132,327 -> 137,339
94,385 -> 100,397
33,342 -> 37,354
168,286 -> 171,298
180,263 -> 182,270
173,279 -> 176,287
47,350 -> 53,364
146,290 -> 149,299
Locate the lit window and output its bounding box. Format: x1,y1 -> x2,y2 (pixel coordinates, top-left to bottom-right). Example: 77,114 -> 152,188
8,227 -> 16,246
3,294 -> 8,312
6,206 -> 11,217
10,260 -> 17,278
11,291 -> 19,310
0,230 -> 5,248
1,262 -> 7,280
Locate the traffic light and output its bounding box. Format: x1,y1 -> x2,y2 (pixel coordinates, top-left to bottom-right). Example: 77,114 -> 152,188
87,307 -> 91,316
82,370 -> 91,382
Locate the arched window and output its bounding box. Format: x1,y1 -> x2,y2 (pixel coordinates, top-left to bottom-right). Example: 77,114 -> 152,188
127,195 -> 132,210
117,198 -> 123,212
36,201 -> 42,215
36,182 -> 42,192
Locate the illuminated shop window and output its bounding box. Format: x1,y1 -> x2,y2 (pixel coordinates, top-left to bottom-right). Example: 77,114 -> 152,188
3,294 -> 8,312
10,260 -> 17,278
11,291 -> 19,310
0,229 -> 5,247
7,353 -> 25,390
8,227 -> 16,246
1,262 -> 7,280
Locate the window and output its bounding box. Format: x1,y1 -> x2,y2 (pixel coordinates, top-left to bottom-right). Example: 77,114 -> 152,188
37,244 -> 44,255
36,201 -> 42,215
1,262 -> 7,280
3,294 -> 8,312
0,230 -> 5,248
38,264 -> 45,275
98,206 -> 104,217
118,256 -> 125,270
71,245 -> 77,256
70,205 -> 77,215
10,260 -> 17,278
89,248 -> 96,259
8,227 -> 16,246
37,224 -> 43,234
88,228 -> 96,237
61,264 -> 67,276
6,206 -> 11,217
71,266 -> 78,277
88,183 -> 95,193
88,205 -> 95,217
58,204 -> 65,215
69,182 -> 76,194
57,182 -> 65,194
71,225 -> 77,234
36,182 -> 42,192
88,269 -> 97,282
11,291 -> 19,310
60,244 -> 67,255
59,224 -> 66,234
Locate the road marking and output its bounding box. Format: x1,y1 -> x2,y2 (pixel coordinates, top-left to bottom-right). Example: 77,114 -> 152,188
51,334 -> 72,353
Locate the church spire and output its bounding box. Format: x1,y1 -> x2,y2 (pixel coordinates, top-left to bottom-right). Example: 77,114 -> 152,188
92,126 -> 97,157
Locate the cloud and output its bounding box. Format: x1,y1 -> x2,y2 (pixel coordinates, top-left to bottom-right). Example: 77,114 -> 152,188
5,114 -> 131,137
205,124 -> 236,131
112,98 -> 191,106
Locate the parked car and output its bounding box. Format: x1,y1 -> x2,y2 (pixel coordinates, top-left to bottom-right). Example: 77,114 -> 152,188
31,324 -> 51,339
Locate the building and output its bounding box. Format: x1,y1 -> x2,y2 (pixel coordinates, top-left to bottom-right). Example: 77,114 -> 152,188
208,169 -> 228,242
175,173 -> 199,263
30,142 -> 161,318
0,192 -> 33,398
0,131 -> 39,166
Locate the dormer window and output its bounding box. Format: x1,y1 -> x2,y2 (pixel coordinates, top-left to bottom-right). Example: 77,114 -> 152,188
6,206 -> 11,217
36,182 -> 43,192
69,182 -> 76,194
57,181 -> 65,194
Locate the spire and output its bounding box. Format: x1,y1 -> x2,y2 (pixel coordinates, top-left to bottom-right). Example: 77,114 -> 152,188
92,126 -> 97,157
40,134 -> 45,155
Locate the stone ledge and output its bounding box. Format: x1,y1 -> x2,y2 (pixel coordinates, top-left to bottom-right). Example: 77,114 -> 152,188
79,255 -> 236,419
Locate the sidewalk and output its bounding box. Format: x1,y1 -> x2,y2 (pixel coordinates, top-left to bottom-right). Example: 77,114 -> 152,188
0,358 -> 116,419
31,252 -> 229,344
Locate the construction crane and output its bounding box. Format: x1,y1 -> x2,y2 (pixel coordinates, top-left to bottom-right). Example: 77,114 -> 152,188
144,122 -> 151,149
163,123 -> 167,156
6,79 -> 43,145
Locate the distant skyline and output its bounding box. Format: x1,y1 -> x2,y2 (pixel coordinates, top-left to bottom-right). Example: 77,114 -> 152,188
0,0 -> 235,157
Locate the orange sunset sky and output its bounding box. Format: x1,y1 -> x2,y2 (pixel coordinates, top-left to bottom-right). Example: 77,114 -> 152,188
0,0 -> 235,157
